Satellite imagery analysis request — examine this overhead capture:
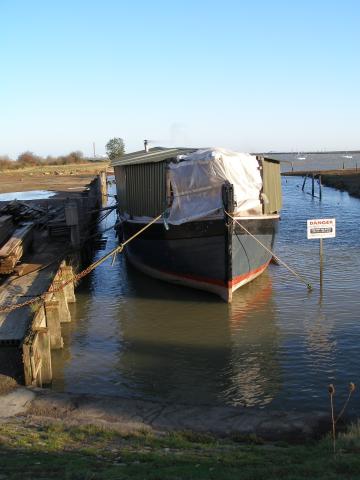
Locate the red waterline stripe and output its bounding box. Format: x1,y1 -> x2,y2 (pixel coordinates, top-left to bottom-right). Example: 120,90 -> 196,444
229,260 -> 270,287
155,261 -> 270,289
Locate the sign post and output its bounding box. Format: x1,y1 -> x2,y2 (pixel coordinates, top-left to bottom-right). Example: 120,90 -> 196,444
307,218 -> 336,287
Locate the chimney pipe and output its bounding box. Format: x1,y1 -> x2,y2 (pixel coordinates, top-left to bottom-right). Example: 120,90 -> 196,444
144,139 -> 149,153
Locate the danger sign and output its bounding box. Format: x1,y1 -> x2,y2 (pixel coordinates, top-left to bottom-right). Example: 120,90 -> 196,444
307,218 -> 336,239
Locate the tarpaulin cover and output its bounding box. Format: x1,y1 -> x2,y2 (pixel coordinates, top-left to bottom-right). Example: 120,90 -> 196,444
168,148 -> 262,225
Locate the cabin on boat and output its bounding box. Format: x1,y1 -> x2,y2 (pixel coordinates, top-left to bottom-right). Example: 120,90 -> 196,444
111,145 -> 282,220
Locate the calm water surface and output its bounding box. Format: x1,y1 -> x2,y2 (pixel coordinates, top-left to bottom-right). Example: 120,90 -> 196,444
52,176 -> 360,414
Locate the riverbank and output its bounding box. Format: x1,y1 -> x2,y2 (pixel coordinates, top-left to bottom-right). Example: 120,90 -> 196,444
1,402 -> 360,479
0,161 -> 111,195
283,169 -> 360,198
321,171 -> 360,198
0,381 -> 331,441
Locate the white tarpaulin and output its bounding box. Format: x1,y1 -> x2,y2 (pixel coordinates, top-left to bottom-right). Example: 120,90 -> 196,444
168,148 -> 262,225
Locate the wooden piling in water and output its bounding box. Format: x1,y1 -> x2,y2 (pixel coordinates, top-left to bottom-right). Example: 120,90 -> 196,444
21,262 -> 77,385
312,174 -> 315,197
302,174 -> 308,191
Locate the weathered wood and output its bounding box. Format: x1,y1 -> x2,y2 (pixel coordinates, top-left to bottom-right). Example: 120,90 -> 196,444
0,215 -> 14,245
0,223 -> 34,274
60,265 -> 76,303
45,300 -> 63,349
312,174 -> 315,197
302,174 -> 308,191
22,342 -> 32,385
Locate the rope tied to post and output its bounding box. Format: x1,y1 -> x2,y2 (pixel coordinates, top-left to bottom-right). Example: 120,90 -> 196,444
0,213 -> 164,314
224,210 -> 313,291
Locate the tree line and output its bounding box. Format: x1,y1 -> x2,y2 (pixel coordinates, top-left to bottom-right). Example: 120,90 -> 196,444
0,151 -> 96,171
0,137 -> 125,171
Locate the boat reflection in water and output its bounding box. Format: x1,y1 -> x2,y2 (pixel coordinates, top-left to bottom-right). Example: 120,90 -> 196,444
113,264 -> 280,407
222,272 -> 281,407
51,257 -> 280,408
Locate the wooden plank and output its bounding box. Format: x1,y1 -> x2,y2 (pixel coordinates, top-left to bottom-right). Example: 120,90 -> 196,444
0,223 -> 33,258
0,215 -> 14,246
0,264 -> 59,342
0,223 -> 34,274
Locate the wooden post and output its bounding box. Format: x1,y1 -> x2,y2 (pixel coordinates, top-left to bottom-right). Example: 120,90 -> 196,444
61,265 -> 76,303
38,329 -> 52,385
319,238 -> 323,287
65,202 -> 81,247
99,171 -> 107,197
52,278 -> 71,323
312,174 -> 315,197
302,174 -> 308,191
22,343 -> 32,386
45,300 -> 63,349
319,175 -> 322,201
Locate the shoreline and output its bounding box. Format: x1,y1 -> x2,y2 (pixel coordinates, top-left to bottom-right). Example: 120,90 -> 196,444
0,381 -> 331,442
283,169 -> 360,198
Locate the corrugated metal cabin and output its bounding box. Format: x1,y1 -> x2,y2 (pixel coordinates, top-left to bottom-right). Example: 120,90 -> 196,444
111,147 -> 282,217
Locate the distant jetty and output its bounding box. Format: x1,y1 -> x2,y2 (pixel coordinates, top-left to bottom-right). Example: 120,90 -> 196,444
283,168 -> 360,199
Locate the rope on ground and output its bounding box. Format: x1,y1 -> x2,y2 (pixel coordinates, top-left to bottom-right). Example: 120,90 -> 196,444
225,210 -> 313,291
0,213 -> 163,314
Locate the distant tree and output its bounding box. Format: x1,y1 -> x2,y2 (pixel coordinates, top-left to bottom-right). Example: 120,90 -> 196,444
17,151 -> 42,166
106,138 -> 125,160
0,155 -> 13,171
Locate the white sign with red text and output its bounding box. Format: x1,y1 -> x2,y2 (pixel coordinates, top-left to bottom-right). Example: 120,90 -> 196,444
307,218 -> 336,239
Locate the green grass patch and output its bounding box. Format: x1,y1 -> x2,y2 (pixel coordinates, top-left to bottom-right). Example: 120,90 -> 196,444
1,421 -> 360,479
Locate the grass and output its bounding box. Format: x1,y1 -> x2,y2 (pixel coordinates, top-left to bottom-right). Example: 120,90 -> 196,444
1,420 -> 360,479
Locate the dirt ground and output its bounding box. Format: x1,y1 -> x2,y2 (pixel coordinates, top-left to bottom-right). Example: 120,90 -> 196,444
0,162 -> 112,195
0,374 -> 18,395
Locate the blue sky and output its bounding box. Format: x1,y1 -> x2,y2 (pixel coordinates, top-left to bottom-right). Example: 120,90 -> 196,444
1,0 -> 359,157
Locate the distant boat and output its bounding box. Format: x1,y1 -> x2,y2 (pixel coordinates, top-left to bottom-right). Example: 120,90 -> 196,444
342,154 -> 353,159
296,152 -> 307,161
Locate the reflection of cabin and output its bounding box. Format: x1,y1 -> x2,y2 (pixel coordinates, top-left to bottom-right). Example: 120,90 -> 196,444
112,147 -> 282,217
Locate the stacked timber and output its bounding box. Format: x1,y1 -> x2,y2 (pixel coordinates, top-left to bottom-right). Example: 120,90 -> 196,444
0,223 -> 34,274
0,215 -> 14,245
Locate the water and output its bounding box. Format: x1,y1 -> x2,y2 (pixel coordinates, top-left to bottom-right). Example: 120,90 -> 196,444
51,177 -> 360,414
268,152 -> 360,172
0,190 -> 55,201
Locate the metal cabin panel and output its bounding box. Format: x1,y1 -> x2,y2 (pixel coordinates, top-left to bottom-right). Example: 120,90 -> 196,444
261,158 -> 282,214
114,166 -> 126,212
111,147 -> 196,167
123,162 -> 167,217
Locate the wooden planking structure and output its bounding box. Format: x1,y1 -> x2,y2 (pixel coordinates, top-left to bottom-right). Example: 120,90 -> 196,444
0,171 -> 109,386
0,223 -> 34,274
0,215 -> 14,245
0,260 -> 76,386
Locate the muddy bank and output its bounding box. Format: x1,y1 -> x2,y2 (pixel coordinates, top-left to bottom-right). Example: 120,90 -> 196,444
283,169 -> 360,198
321,172 -> 360,198
0,383 -> 331,442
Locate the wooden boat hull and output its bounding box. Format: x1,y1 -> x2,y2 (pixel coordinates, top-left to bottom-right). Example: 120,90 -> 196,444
121,216 -> 278,302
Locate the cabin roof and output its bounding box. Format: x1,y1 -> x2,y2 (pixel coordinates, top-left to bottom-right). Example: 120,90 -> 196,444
111,147 -> 197,167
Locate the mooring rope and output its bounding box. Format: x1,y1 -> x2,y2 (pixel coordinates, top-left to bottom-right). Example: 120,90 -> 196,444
225,210 -> 313,291
0,213 -> 163,314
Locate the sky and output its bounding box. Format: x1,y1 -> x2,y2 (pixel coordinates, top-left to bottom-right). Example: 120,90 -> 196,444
1,0 -> 359,157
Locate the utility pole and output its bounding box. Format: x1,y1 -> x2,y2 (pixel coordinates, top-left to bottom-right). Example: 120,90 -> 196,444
93,142 -> 96,158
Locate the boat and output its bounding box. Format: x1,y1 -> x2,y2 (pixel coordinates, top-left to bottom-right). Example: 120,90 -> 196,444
342,154 -> 353,159
112,144 -> 282,302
